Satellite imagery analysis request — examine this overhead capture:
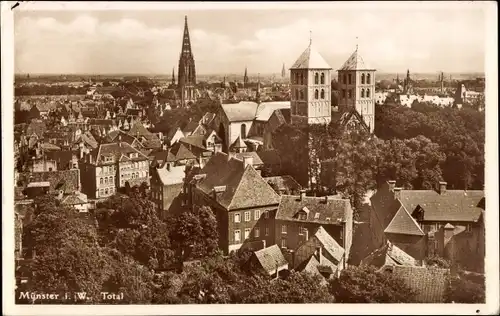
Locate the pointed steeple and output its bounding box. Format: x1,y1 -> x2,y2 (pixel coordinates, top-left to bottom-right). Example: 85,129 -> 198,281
172,67 -> 176,85
256,73 -> 261,103
281,63 -> 286,78
243,66 -> 249,88
181,15 -> 193,57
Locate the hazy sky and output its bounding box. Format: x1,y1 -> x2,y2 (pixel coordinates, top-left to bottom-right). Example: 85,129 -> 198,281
14,2 -> 488,75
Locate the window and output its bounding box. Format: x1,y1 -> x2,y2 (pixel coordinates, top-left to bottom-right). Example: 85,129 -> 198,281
303,228 -> 309,240
281,238 -> 287,248
264,211 -> 269,219
234,230 -> 241,242
254,210 -> 261,220
105,188 -> 108,195
366,88 -> 371,98
255,227 -> 260,238
234,213 -> 240,223
348,89 -> 353,99
110,176 -> 113,183
281,224 -> 287,234
136,172 -> 140,178
342,89 -> 346,99
343,74 -> 347,84
314,89 -> 319,99
241,124 -> 247,139
244,228 -> 251,240
361,89 -> 365,98
314,212 -> 320,219
265,226 -> 269,236
299,90 -> 304,100
348,74 -> 352,84
99,189 -> 104,196
320,72 -> 325,84
466,224 -> 472,232
299,225 -> 304,235
314,73 -> 319,84
361,73 -> 365,84
100,178 -> 103,185
104,177 -> 108,184
367,73 -> 371,84
320,89 -> 325,99
244,211 -> 251,222
295,89 -> 299,100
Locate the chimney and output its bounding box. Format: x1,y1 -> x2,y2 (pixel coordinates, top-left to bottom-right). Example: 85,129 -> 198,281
166,163 -> 171,171
89,153 -> 94,164
324,195 -> 329,204
438,181 -> 447,195
299,189 -> 306,201
261,239 -> 266,250
388,180 -> 396,191
316,246 -> 322,264
393,187 -> 402,200
243,156 -> 253,168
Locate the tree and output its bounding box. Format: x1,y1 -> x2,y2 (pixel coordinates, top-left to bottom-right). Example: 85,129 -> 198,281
329,265 -> 417,303
446,276 -> 485,303
169,205 -> 219,261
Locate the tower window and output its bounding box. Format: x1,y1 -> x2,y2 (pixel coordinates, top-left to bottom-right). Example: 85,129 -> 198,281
241,124 -> 247,138
314,89 -> 319,100
361,89 -> 365,98
366,88 -> 371,98
348,74 -> 352,85
314,73 -> 319,84
343,74 -> 347,84
367,73 -> 371,84
320,73 -> 325,84
320,89 -> 325,99
361,73 -> 365,84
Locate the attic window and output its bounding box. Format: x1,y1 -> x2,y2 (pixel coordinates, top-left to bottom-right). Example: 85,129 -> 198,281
314,213 -> 320,219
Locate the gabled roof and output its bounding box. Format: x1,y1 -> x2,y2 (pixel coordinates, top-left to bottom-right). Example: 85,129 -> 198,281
400,190 -> 484,222
94,142 -> 149,165
61,192 -> 88,205
253,244 -> 288,275
338,48 -> 374,71
255,102 -> 291,121
314,226 -> 345,263
388,266 -> 449,303
196,152 -> 280,210
361,242 -> 417,269
290,44 -> 332,70
231,136 -> 247,149
339,108 -> 370,132
264,175 -> 302,192
18,169 -> 80,194
155,165 -> 185,186
170,142 -> 197,161
384,206 -> 425,236
276,195 -> 351,225
221,102 -> 259,122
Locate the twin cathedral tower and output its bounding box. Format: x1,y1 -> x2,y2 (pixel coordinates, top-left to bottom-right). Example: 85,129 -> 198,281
173,16 -> 376,133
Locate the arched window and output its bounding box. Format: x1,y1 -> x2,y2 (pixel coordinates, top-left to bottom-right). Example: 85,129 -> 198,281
241,124 -> 247,138
343,74 -> 347,84
314,89 -> 319,99
366,88 -> 371,98
320,89 -> 325,99
104,177 -> 108,184
100,178 -> 103,185
110,176 -> 113,183
300,90 -> 304,100
314,73 -> 319,84
361,73 -> 365,84
367,73 -> 371,84
105,188 -> 108,195
361,89 -> 365,98
320,73 -> 325,84
136,172 -> 140,179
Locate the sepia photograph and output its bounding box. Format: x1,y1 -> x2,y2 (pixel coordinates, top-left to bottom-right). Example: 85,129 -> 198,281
2,1 -> 498,315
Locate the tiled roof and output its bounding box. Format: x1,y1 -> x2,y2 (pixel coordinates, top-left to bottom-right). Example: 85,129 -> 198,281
197,152 -> 280,210
231,136 -> 247,149
264,175 -> 302,192
182,120 -> 200,135
389,266 -> 449,303
361,242 -> 417,268
221,102 -> 259,122
290,44 -> 331,69
88,119 -> 115,126
276,195 -> 351,225
384,206 -> 425,236
94,142 -> 149,165
18,169 -> 80,194
26,120 -> 47,137
296,253 -> 337,280
399,190 -> 484,222
170,142 -> 197,161
40,142 -> 62,151
267,108 -> 290,132
314,226 -> 345,263
233,151 -> 264,166
61,192 -> 88,205
253,244 -> 288,275
338,48 -> 374,71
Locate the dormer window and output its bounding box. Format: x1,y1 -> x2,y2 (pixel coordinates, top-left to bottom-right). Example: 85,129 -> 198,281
314,212 -> 320,219
129,152 -> 138,159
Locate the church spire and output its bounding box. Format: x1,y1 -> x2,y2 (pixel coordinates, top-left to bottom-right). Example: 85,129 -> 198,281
172,67 -> 176,86
256,73 -> 261,103
243,66 -> 249,88
181,15 -> 193,57
281,63 -> 286,78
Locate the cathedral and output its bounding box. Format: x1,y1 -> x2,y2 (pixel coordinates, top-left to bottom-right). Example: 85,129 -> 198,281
177,16 -> 197,107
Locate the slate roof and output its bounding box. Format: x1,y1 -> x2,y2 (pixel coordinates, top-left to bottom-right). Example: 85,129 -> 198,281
290,44 -> 332,69
388,266 -> 449,303
233,151 -> 264,166
384,206 -> 425,236
128,122 -> 162,148
296,253 -> 337,280
155,165 -> 185,186
267,108 -> 290,132
170,142 -> 197,161
196,152 -> 280,210
231,136 -> 247,149
264,175 -> 302,192
399,190 -> 484,222
276,195 -> 351,225
253,244 -> 289,275
338,48 -> 374,71
361,242 -> 418,268
314,226 -> 345,263
18,169 -> 80,194
254,102 -> 291,121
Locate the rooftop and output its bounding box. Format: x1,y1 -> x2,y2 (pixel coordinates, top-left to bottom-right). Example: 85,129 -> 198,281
290,43 -> 332,70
